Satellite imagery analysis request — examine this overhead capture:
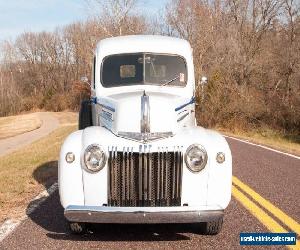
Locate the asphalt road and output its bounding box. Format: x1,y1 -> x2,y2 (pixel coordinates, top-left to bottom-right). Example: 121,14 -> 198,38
0,112 -> 59,157
0,137 -> 299,250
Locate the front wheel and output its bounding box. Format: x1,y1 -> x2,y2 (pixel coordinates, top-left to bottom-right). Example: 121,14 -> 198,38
68,221 -> 87,235
197,218 -> 223,235
198,218 -> 223,235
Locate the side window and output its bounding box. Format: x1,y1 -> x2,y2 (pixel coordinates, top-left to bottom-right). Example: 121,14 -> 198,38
93,56 -> 96,89
102,54 -> 143,87
120,65 -> 136,78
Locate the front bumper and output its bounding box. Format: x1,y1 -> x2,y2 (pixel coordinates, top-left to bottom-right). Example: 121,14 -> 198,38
64,205 -> 224,224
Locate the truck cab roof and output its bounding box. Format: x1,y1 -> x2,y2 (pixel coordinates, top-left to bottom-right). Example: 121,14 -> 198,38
96,35 -> 192,59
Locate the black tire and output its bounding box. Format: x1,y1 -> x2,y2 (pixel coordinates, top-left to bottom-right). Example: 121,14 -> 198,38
79,100 -> 93,130
68,221 -> 87,235
202,218 -> 223,235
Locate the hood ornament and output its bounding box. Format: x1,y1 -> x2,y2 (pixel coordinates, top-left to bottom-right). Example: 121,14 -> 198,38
141,90 -> 150,134
117,91 -> 174,143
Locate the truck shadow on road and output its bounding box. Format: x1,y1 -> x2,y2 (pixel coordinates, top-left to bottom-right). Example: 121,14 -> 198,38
28,192 -> 195,242
32,160 -> 58,190
26,161 -> 205,242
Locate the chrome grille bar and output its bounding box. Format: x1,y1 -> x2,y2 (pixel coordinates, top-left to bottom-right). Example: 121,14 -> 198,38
108,148 -> 111,203
126,147 -> 130,205
108,145 -> 183,207
138,145 -> 143,205
176,147 -> 180,198
164,147 -> 168,206
172,147 -> 176,199
122,147 -> 126,205
157,147 -> 161,202
130,147 -> 135,206
148,146 -> 152,203
161,148 -> 164,203
179,148 -> 183,198
143,145 -> 148,202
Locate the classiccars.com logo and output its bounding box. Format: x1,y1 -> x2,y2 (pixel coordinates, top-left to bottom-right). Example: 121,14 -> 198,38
240,233 -> 296,245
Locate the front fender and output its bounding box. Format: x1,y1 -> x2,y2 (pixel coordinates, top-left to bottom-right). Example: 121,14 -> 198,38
201,129 -> 232,209
175,127 -> 232,209
59,130 -> 84,208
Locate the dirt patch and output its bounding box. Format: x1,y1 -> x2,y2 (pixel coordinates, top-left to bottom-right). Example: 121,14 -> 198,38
0,113 -> 42,140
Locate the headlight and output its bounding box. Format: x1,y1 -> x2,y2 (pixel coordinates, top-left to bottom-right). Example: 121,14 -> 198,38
83,144 -> 107,172
185,144 -> 208,173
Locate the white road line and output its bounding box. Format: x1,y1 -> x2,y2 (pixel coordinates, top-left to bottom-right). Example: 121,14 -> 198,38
224,135 -> 300,160
0,220 -> 20,242
0,183 -> 58,242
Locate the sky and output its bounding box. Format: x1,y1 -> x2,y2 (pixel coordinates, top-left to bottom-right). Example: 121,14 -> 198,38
0,0 -> 167,42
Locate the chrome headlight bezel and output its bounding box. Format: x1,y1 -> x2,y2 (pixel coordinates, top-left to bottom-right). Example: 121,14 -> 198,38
83,144 -> 107,173
184,144 -> 208,173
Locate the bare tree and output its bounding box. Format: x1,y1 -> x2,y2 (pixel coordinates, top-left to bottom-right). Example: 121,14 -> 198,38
86,0 -> 145,36
0,0 -> 299,134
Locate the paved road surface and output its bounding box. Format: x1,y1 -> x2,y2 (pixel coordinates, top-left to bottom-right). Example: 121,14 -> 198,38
0,112 -> 59,157
0,137 -> 299,249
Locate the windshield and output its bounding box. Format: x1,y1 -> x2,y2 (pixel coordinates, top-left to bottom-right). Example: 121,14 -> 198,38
101,53 -> 187,88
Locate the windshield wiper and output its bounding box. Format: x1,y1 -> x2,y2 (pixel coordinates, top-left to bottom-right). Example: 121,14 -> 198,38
161,75 -> 180,86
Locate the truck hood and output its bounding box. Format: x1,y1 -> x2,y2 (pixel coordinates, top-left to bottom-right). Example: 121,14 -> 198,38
96,90 -> 194,142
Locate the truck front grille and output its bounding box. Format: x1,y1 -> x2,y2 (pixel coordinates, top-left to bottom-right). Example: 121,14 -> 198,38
108,145 -> 183,207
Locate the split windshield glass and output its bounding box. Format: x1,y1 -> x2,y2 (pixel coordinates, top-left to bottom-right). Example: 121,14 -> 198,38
101,53 -> 187,87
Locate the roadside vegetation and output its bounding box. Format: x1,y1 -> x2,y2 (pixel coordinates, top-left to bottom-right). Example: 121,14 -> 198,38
0,0 -> 299,145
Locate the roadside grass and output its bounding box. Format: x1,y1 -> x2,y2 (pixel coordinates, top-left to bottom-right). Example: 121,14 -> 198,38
218,127 -> 300,156
52,111 -> 78,125
0,113 -> 42,140
0,124 -> 76,223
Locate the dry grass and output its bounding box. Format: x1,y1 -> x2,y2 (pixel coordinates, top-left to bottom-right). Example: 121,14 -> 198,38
0,125 -> 76,223
218,128 -> 300,156
52,111 -> 78,125
0,113 -> 42,139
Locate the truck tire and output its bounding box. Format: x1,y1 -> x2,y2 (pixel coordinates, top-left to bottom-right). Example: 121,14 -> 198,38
202,218 -> 223,235
79,100 -> 93,130
68,221 -> 87,234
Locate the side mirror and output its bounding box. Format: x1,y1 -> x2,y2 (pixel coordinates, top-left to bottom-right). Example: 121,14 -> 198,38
80,76 -> 91,87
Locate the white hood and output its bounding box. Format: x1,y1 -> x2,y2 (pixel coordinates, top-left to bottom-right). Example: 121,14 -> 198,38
97,90 -> 194,141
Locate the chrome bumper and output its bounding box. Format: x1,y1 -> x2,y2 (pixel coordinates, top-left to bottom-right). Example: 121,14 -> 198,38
64,205 -> 224,224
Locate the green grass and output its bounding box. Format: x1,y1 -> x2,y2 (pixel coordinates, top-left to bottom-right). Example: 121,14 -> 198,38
0,125 -> 76,222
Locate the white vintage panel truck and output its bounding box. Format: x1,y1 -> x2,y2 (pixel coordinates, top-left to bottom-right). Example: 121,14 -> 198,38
59,35 -> 232,235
